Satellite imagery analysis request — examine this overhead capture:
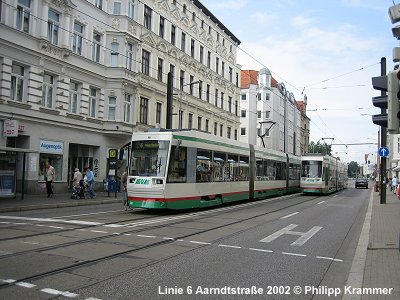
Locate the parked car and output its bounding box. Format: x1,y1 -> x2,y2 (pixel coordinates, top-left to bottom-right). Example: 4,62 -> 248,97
355,177 -> 368,189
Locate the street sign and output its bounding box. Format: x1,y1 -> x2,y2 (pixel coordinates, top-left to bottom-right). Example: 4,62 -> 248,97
378,147 -> 390,157
108,148 -> 117,159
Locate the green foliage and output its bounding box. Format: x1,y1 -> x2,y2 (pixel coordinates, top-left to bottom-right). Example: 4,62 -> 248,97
347,161 -> 359,177
308,141 -> 332,155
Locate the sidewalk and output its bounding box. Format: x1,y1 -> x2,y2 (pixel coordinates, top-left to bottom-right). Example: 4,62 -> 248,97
0,191 -> 122,213
361,190 -> 400,299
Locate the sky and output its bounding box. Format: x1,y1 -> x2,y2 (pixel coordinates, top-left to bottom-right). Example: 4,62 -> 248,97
200,0 -> 398,164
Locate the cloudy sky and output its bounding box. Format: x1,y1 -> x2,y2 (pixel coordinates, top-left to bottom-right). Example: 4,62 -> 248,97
200,0 -> 397,164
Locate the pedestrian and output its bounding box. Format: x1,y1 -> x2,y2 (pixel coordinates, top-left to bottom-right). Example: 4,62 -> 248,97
45,160 -> 55,198
392,176 -> 398,194
121,167 -> 128,210
85,166 -> 96,199
72,168 -> 83,189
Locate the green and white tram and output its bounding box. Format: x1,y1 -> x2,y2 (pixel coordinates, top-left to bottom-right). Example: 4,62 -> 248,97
300,154 -> 348,194
127,129 -> 300,210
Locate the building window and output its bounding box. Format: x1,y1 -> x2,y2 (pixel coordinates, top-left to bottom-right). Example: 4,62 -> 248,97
111,42 -> 119,67
217,32 -> 220,42
183,4 -> 187,14
16,0 -> 31,33
229,67 -> 233,82
236,72 -> 239,87
266,111 -> 270,119
205,119 -> 209,132
214,122 -> 217,135
92,32 -> 101,63
207,51 -> 211,68
72,22 -> 83,55
241,94 -> 246,100
181,32 -> 186,52
113,2 -> 121,14
258,93 -> 261,100
189,75 -> 194,95
241,110 -> 246,118
198,81 -> 202,100
139,97 -> 148,124
257,110 -> 261,118
220,92 -> 224,109
48,9 -> 60,45
220,124 -> 223,137
179,110 -> 183,129
95,0 -> 103,9
266,93 -> 270,100
157,58 -> 163,82
241,128 -> 246,136
124,94 -> 132,123
206,84 -> 210,102
215,57 -> 219,74
180,70 -> 185,90
227,127 -> 231,139
144,5 -> 152,29
171,25 -> 176,45
235,100 -> 238,116
89,87 -> 98,118
221,61 -> 225,77
197,116 -> 202,130
188,113 -> 193,129
234,129 -> 238,140
42,74 -> 54,108
128,0 -> 135,19
208,25 -> 212,34
142,49 -> 150,75
156,102 -> 162,124
228,96 -> 232,113
108,96 -> 117,120
200,46 -> 204,64
126,42 -> 134,70
170,64 -> 175,87
10,64 -> 24,102
192,12 -> 196,22
201,20 -> 204,29
159,16 -> 165,38
69,81 -> 79,114
191,39 -> 195,58
215,89 -> 218,106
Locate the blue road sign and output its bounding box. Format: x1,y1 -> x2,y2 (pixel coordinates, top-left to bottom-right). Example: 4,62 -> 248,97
378,147 -> 390,157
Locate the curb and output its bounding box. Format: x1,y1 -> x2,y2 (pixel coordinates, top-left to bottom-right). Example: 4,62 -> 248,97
0,198 -> 121,213
342,190 -> 374,300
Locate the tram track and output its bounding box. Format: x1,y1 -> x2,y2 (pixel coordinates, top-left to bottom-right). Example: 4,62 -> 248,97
0,193 -> 323,292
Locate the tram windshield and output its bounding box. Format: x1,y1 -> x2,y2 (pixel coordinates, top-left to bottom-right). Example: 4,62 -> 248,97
130,140 -> 170,177
301,161 -> 322,178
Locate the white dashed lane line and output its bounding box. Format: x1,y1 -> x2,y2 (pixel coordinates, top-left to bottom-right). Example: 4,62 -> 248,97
280,212 -> 299,219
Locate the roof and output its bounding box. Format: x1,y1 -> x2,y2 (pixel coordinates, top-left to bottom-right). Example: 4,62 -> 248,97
240,70 -> 258,88
193,0 -> 241,45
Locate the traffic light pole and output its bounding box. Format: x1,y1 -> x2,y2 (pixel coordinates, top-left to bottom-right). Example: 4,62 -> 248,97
380,57 -> 386,204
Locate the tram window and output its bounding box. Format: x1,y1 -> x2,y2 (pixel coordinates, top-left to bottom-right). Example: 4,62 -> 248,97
281,162 -> 287,180
289,163 -> 300,180
239,156 -> 249,181
265,159 -> 276,180
301,161 -> 322,178
212,152 -> 225,182
196,149 -> 212,182
256,158 -> 264,180
227,154 -> 239,181
167,146 -> 187,183
130,140 -> 169,177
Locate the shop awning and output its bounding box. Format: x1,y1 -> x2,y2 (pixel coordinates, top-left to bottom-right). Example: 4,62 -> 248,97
0,147 -> 38,153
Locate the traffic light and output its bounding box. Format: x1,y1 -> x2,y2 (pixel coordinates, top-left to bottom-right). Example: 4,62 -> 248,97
372,70 -> 400,133
387,70 -> 400,133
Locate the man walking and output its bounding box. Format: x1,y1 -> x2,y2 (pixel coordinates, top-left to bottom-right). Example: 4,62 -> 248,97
45,160 -> 55,198
85,167 -> 96,199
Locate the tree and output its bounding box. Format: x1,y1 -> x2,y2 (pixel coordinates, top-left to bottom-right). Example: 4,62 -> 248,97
308,141 -> 332,155
347,161 -> 359,178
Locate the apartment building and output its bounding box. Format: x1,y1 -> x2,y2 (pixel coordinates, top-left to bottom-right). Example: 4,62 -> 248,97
0,0 -> 241,196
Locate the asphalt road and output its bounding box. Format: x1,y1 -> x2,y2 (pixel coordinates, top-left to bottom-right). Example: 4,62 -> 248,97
0,186 -> 370,300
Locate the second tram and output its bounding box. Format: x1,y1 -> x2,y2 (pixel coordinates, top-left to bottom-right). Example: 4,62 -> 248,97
300,154 -> 348,194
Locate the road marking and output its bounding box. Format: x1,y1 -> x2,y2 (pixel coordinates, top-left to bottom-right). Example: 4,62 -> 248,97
47,225 -> 66,229
103,224 -> 125,228
54,210 -> 123,218
219,244 -> 242,249
21,241 -> 39,245
280,212 -> 299,219
260,224 -> 322,246
16,282 -> 36,288
316,256 -> 343,262
282,252 -> 307,257
0,250 -> 11,255
41,288 -> 78,298
0,216 -> 103,226
136,234 -> 156,238
317,201 -> 325,205
249,248 -> 273,253
90,230 -> 108,234
162,237 -> 175,240
0,221 -> 11,224
189,241 -> 211,245
1,279 -> 16,283
326,204 -> 354,208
